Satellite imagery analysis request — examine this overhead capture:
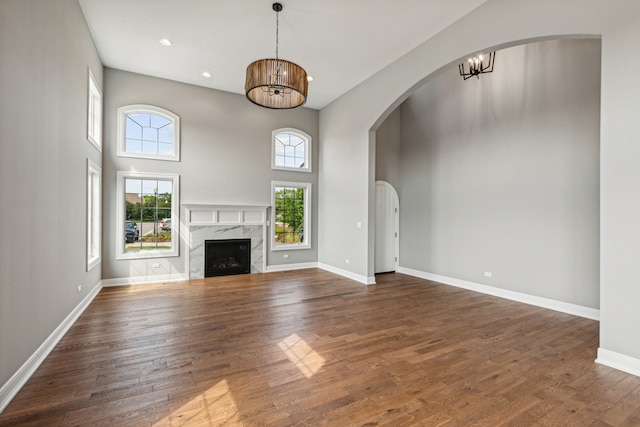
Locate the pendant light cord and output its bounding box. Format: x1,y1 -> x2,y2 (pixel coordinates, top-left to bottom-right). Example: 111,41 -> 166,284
275,9 -> 279,60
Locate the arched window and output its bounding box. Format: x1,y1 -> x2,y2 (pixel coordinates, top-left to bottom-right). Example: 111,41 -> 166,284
272,128 -> 311,172
117,105 -> 180,161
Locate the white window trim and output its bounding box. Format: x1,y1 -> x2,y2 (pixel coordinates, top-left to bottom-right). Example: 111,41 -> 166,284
117,104 -> 181,162
271,128 -> 312,173
87,69 -> 102,151
87,159 -> 101,271
271,180 -> 311,251
116,171 -> 180,260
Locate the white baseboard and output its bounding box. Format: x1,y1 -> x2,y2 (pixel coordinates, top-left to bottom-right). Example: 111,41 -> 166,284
101,273 -> 188,287
0,281 -> 103,414
397,267 -> 600,321
596,348 -> 640,378
265,262 -> 318,273
317,263 -> 376,285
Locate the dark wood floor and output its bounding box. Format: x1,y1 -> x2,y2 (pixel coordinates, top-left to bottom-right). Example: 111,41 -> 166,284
2,269 -> 640,426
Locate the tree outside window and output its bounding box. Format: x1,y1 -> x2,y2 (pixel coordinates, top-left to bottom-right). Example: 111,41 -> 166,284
272,181 -> 311,250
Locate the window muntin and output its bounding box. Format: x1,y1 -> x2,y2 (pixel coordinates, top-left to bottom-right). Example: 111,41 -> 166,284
116,171 -> 179,259
87,159 -> 101,270
271,181 -> 311,250
272,128 -> 311,172
117,105 -> 180,161
87,69 -> 102,150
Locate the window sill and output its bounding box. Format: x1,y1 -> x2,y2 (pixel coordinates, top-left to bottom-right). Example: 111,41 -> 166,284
117,248 -> 178,260
272,243 -> 310,251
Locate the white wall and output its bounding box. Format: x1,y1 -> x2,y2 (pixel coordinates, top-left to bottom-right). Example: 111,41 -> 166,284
102,69 -> 319,280
393,39 -> 600,308
0,0 -> 103,389
319,0 -> 640,367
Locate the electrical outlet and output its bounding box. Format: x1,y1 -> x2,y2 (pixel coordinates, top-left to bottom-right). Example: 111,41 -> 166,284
77,285 -> 82,293
356,221 -> 362,229
484,271 -> 492,278
152,262 -> 160,268
345,259 -> 350,264
283,254 -> 290,259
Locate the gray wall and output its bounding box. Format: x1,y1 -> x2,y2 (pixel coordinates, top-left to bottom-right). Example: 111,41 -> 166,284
393,39 -> 600,308
374,108 -> 401,189
0,0 -> 103,387
319,0 -> 640,362
102,69 -> 319,280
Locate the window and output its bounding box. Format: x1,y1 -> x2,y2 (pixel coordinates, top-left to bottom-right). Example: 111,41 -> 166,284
116,171 -> 179,259
271,181 -> 311,250
272,128 -> 311,172
117,105 -> 180,161
87,159 -> 101,270
87,69 -> 102,150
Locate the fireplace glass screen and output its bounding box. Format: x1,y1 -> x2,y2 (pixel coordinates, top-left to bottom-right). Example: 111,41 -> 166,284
205,239 -> 251,277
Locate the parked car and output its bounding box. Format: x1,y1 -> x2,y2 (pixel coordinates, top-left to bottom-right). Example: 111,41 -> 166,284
125,221 -> 139,243
160,218 -> 171,231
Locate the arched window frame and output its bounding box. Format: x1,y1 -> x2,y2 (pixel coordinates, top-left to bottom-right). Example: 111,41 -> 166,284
117,104 -> 180,161
271,128 -> 311,173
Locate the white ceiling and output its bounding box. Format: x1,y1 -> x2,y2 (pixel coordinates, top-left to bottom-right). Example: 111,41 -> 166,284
78,0 -> 487,110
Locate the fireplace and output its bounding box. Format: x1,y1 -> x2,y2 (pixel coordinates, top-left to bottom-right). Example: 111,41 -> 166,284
205,239 -> 251,277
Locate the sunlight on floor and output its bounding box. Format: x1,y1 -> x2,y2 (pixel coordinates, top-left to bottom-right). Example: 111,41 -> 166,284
278,333 -> 325,378
153,379 -> 240,426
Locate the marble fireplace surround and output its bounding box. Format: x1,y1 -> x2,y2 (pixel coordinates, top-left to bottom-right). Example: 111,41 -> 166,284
183,204 -> 269,279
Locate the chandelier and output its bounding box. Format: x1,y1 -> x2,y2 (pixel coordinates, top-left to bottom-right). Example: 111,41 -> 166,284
459,52 -> 496,80
245,3 -> 308,109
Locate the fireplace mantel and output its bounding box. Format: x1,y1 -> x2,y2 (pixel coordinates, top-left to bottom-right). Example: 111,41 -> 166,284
182,204 -> 270,226
183,204 -> 270,279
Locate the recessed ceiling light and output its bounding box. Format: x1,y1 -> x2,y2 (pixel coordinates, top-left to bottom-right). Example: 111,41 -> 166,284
307,75 -> 314,82
159,38 -> 172,46
202,71 -> 212,78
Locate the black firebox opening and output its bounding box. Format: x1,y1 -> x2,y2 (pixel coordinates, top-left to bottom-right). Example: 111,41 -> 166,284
205,238 -> 251,277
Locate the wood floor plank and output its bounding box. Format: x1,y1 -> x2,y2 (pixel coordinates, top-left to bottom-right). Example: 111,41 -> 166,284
1,269 -> 640,426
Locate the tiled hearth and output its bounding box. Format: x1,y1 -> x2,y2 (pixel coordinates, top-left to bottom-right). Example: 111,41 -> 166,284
183,204 -> 269,279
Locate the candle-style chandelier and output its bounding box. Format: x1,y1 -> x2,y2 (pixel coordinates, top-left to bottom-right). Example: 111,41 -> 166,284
459,52 -> 496,80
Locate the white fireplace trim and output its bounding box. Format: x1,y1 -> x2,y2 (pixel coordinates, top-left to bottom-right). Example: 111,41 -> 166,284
183,204 -> 269,278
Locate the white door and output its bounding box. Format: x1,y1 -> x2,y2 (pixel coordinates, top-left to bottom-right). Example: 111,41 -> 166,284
375,181 -> 399,273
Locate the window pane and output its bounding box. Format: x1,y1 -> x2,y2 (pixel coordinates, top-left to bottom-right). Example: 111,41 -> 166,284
274,186 -> 304,245
129,113 -> 150,127
142,140 -> 158,155
158,142 -> 173,156
142,127 -> 158,143
123,177 -> 174,253
126,117 -> 143,139
150,114 -> 171,128
273,131 -> 309,171
119,107 -> 179,161
158,124 -> 173,143
284,156 -> 295,168
126,139 -> 142,153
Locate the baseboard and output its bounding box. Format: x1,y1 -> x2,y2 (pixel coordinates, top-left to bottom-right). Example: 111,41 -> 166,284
397,267 -> 600,321
0,281 -> 103,414
317,263 -> 376,285
596,348 -> 640,378
265,262 -> 318,273
101,273 -> 189,287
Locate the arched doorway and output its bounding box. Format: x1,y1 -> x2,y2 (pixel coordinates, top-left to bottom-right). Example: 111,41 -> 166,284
375,180 -> 399,274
